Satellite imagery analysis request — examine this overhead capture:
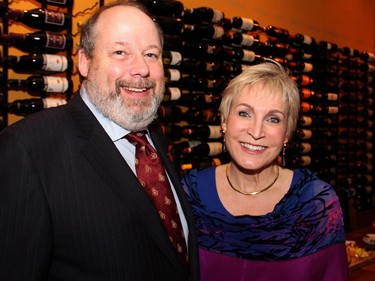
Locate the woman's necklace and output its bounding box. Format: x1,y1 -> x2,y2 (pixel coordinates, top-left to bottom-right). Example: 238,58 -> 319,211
225,163 -> 279,196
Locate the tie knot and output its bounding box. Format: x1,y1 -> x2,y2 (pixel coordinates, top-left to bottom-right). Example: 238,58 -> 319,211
125,131 -> 148,147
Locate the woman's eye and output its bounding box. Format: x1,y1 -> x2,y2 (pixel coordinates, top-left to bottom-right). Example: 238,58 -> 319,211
238,111 -> 250,117
268,116 -> 280,123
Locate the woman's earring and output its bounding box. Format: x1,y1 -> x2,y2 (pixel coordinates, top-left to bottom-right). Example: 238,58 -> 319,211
282,142 -> 287,167
221,129 -> 227,153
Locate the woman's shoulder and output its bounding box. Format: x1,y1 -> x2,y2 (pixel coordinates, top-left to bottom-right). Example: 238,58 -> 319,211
180,166 -> 217,199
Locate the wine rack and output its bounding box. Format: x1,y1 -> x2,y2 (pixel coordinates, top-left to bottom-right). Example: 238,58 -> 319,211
138,0 -> 374,230
0,0 -> 75,118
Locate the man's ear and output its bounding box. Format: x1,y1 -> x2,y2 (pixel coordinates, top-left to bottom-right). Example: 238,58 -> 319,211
77,49 -> 90,78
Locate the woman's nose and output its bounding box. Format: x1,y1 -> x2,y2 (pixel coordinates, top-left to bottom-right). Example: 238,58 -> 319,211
247,120 -> 265,140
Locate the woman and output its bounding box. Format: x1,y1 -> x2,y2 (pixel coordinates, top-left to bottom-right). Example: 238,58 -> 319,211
181,61 -> 349,281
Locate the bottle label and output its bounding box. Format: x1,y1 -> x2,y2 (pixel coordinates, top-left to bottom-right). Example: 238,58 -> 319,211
300,116 -> 312,126
167,69 -> 181,81
241,18 -> 254,31
206,44 -> 217,55
212,26 -> 224,39
207,142 -> 222,156
208,125 -> 222,139
212,10 -> 224,23
206,62 -> 216,72
302,34 -> 313,45
301,156 -> 311,166
301,129 -> 312,139
242,50 -> 256,62
43,97 -> 67,108
326,93 -> 338,101
327,106 -> 339,114
43,76 -> 69,92
43,54 -> 68,72
303,62 -> 313,73
46,32 -> 67,50
301,143 -> 312,153
166,51 -> 182,66
45,10 -> 65,26
241,34 -> 254,47
168,87 -> 181,100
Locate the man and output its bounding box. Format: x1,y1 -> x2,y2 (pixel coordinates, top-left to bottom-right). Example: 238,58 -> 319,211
0,1 -> 199,280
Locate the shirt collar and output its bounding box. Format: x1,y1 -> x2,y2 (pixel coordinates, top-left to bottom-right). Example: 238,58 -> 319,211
80,86 -> 129,142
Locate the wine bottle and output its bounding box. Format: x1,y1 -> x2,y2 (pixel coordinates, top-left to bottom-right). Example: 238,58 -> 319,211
183,108 -> 221,124
230,16 -> 260,32
158,124 -> 183,142
0,4 -> 72,32
163,87 -> 181,101
35,0 -> 74,7
181,41 -> 223,59
157,105 -> 187,121
173,140 -> 202,157
263,25 -> 290,41
140,0 -> 184,18
287,59 -> 314,73
182,7 -> 224,24
2,54 -> 73,74
153,16 -> 184,36
287,142 -> 334,154
162,50 -> 182,66
359,51 -> 375,62
223,31 -> 263,49
7,96 -> 67,116
0,31 -> 73,54
223,47 -> 265,64
287,47 -> 313,60
178,59 -> 221,75
175,93 -> 221,106
263,41 -> 290,57
182,23 -> 225,40
8,75 -> 73,95
292,75 -> 314,87
182,125 -> 222,139
179,76 -> 226,91
164,68 -> 181,83
163,34 -> 183,51
294,128 -> 312,140
181,142 -> 223,157
340,47 -> 360,57
318,41 -> 338,53
298,115 -> 313,127
289,33 -> 316,46
181,157 -> 221,172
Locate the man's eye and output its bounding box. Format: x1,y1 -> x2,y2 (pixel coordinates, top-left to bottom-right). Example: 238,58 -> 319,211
115,50 -> 126,55
146,53 -> 159,59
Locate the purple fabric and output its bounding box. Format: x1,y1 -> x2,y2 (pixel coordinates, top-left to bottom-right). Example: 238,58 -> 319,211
199,243 -> 349,281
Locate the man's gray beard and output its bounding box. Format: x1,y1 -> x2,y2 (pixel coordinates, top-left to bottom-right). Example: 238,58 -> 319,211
85,80 -> 163,132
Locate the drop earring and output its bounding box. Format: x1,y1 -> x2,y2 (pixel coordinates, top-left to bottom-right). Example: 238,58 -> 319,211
282,142 -> 287,167
220,129 -> 226,153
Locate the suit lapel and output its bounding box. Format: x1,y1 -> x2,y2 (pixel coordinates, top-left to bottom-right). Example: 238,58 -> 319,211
66,94 -> 186,273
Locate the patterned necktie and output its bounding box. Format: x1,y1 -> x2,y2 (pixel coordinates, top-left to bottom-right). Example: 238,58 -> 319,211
125,131 -> 188,267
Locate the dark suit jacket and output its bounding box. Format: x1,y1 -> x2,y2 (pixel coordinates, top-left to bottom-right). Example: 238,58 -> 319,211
0,93 -> 199,281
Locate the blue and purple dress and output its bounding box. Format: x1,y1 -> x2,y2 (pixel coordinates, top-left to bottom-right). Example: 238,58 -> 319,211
181,167 -> 349,281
